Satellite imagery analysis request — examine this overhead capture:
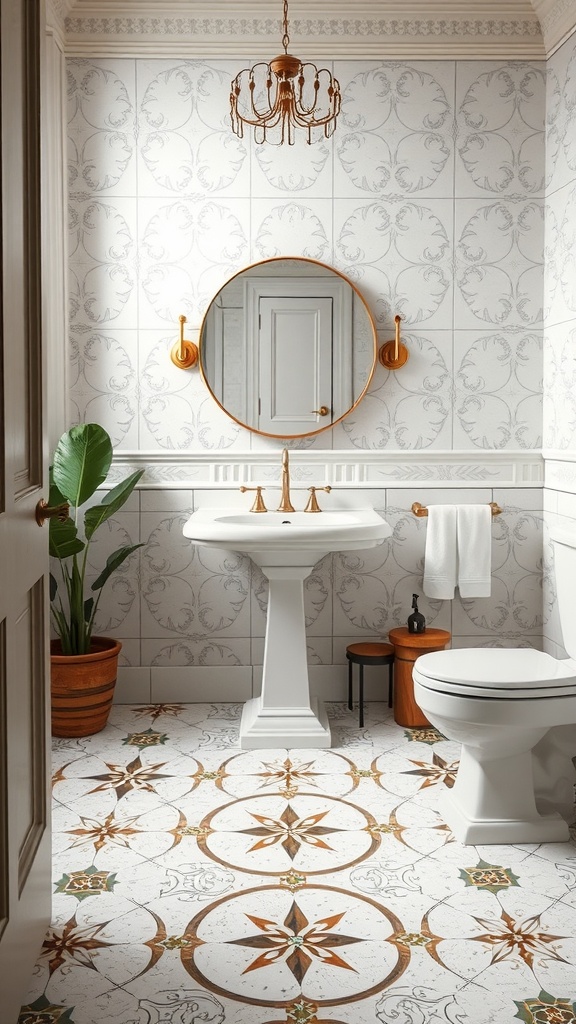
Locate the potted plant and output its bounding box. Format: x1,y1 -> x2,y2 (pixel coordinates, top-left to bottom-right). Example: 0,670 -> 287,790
49,422 -> 143,737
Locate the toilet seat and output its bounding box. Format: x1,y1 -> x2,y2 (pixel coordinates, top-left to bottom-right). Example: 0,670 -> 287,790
414,648 -> 576,700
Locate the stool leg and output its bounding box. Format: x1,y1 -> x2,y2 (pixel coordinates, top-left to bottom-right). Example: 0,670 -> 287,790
348,659 -> 353,710
388,661 -> 394,708
359,664 -> 364,728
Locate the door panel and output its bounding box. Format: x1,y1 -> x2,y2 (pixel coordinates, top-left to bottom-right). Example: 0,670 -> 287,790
0,0 -> 51,1019
258,296 -> 333,435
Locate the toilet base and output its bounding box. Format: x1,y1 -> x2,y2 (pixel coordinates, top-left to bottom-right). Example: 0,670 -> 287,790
440,788 -> 570,846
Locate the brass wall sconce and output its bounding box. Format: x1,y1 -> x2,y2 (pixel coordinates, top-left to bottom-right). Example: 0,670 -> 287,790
170,315 -> 198,370
379,315 -> 408,370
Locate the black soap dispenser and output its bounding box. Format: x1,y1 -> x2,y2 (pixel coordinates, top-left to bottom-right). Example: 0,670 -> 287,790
407,593 -> 426,634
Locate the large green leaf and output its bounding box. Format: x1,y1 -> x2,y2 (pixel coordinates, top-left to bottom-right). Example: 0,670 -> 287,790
49,515 -> 85,560
84,470 -> 144,540
52,423 -> 112,508
91,543 -> 143,592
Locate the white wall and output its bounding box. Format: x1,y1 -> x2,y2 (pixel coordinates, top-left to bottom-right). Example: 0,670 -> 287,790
63,55 -> 548,701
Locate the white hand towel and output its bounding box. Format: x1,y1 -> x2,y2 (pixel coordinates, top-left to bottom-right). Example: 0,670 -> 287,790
423,504 -> 458,600
457,504 -> 492,598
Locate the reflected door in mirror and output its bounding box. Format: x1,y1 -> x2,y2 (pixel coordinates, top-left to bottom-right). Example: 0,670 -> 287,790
199,257 -> 376,439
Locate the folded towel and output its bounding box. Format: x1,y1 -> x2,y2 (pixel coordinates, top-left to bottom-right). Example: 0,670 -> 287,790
457,504 -> 492,598
423,504 -> 458,600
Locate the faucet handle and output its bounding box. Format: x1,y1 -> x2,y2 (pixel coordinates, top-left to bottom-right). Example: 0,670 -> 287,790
303,486 -> 332,513
240,485 -> 267,512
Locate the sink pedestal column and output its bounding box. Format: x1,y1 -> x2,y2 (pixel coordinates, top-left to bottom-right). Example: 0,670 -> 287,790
240,564 -> 331,749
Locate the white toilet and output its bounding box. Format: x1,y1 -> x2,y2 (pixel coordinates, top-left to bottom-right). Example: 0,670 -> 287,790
413,526 -> 576,845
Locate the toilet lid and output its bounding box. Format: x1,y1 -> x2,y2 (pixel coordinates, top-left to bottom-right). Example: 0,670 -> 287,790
414,648 -> 576,693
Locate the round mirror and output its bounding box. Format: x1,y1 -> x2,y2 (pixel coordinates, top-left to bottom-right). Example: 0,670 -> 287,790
199,257 -> 377,438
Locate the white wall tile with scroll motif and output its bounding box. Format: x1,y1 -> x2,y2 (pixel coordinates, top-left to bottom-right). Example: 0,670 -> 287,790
252,133 -> 334,198
453,329 -> 543,449
141,637 -> 251,669
546,39 -> 576,195
251,200 -> 333,263
544,183 -> 576,327
136,58 -> 248,199
335,61 -> 455,200
138,330 -> 244,452
67,58 -> 137,198
334,198 -> 453,332
333,329 -> 452,451
69,197 -> 138,330
454,198 -> 544,330
69,328 -> 139,449
138,196 -> 250,330
543,324 -> 576,450
456,62 -> 545,198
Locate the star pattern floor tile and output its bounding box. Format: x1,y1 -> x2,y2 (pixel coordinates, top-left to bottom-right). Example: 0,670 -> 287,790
20,702 -> 576,1024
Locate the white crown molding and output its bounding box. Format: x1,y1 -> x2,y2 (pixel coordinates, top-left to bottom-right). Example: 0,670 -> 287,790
59,1 -> 546,59
532,0 -> 576,54
108,449 -> 544,490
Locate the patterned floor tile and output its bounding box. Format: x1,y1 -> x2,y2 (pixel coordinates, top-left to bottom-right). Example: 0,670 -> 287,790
20,702 -> 576,1024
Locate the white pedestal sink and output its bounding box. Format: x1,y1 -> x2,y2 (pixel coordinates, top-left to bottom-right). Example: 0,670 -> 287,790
183,508 -> 391,749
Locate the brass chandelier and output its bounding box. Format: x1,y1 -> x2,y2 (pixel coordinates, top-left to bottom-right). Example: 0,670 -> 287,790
230,0 -> 341,145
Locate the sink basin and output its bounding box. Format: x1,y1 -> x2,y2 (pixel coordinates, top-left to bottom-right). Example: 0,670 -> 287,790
183,508 -> 391,566
182,506 -> 391,750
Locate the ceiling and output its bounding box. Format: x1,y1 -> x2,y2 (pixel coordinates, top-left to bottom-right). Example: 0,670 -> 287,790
49,0 -> 575,58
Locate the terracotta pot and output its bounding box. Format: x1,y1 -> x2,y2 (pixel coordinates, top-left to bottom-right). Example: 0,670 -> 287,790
50,636 -> 122,737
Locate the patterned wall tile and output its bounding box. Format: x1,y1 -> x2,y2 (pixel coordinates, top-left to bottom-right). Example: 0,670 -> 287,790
69,197 -> 138,331
543,324 -> 576,450
250,199 -> 334,262
333,328 -> 453,450
251,131 -> 334,198
544,183 -> 576,329
334,61 -> 456,200
546,39 -> 576,196
139,511 -> 252,643
69,328 -> 139,448
334,198 -> 454,333
455,62 -> 545,198
138,196 -> 251,329
453,329 -> 542,450
67,58 -> 137,198
454,198 -> 544,331
136,58 -> 249,199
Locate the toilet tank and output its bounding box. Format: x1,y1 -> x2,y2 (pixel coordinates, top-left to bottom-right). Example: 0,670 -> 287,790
551,526 -> 576,660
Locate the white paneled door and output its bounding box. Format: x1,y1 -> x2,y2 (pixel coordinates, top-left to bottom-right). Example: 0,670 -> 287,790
0,0 -> 52,1019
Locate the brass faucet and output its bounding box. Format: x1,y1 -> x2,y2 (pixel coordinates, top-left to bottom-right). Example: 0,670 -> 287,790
277,448 -> 295,513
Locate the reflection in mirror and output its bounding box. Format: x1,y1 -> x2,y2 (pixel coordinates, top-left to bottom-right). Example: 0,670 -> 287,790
199,257 -> 377,438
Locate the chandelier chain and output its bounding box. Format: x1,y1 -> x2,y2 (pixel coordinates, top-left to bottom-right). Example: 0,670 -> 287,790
282,0 -> 290,53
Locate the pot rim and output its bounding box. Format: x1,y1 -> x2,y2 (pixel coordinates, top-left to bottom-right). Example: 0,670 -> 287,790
50,636 -> 122,662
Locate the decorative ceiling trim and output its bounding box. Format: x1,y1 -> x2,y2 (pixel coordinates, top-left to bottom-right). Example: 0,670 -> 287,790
533,0 -> 576,54
61,15 -> 545,59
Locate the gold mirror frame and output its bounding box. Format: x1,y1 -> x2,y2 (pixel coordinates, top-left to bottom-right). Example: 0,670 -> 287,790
198,256 -> 378,439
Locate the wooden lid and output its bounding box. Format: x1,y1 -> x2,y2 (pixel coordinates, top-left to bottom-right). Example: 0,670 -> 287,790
346,642 -> 394,658
388,626 -> 451,648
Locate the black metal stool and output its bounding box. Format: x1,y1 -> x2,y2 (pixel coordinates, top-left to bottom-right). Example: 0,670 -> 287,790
346,642 -> 394,727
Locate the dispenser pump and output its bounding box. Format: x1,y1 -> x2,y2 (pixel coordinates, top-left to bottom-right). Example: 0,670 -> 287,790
407,593 -> 426,634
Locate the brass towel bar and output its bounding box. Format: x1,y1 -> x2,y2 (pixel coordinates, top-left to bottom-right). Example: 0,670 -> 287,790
411,501 -> 502,518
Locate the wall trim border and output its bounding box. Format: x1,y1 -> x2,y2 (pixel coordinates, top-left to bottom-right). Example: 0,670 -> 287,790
109,449 -> 544,490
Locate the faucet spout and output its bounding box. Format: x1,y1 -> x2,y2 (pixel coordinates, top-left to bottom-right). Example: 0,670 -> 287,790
277,448 -> 295,513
